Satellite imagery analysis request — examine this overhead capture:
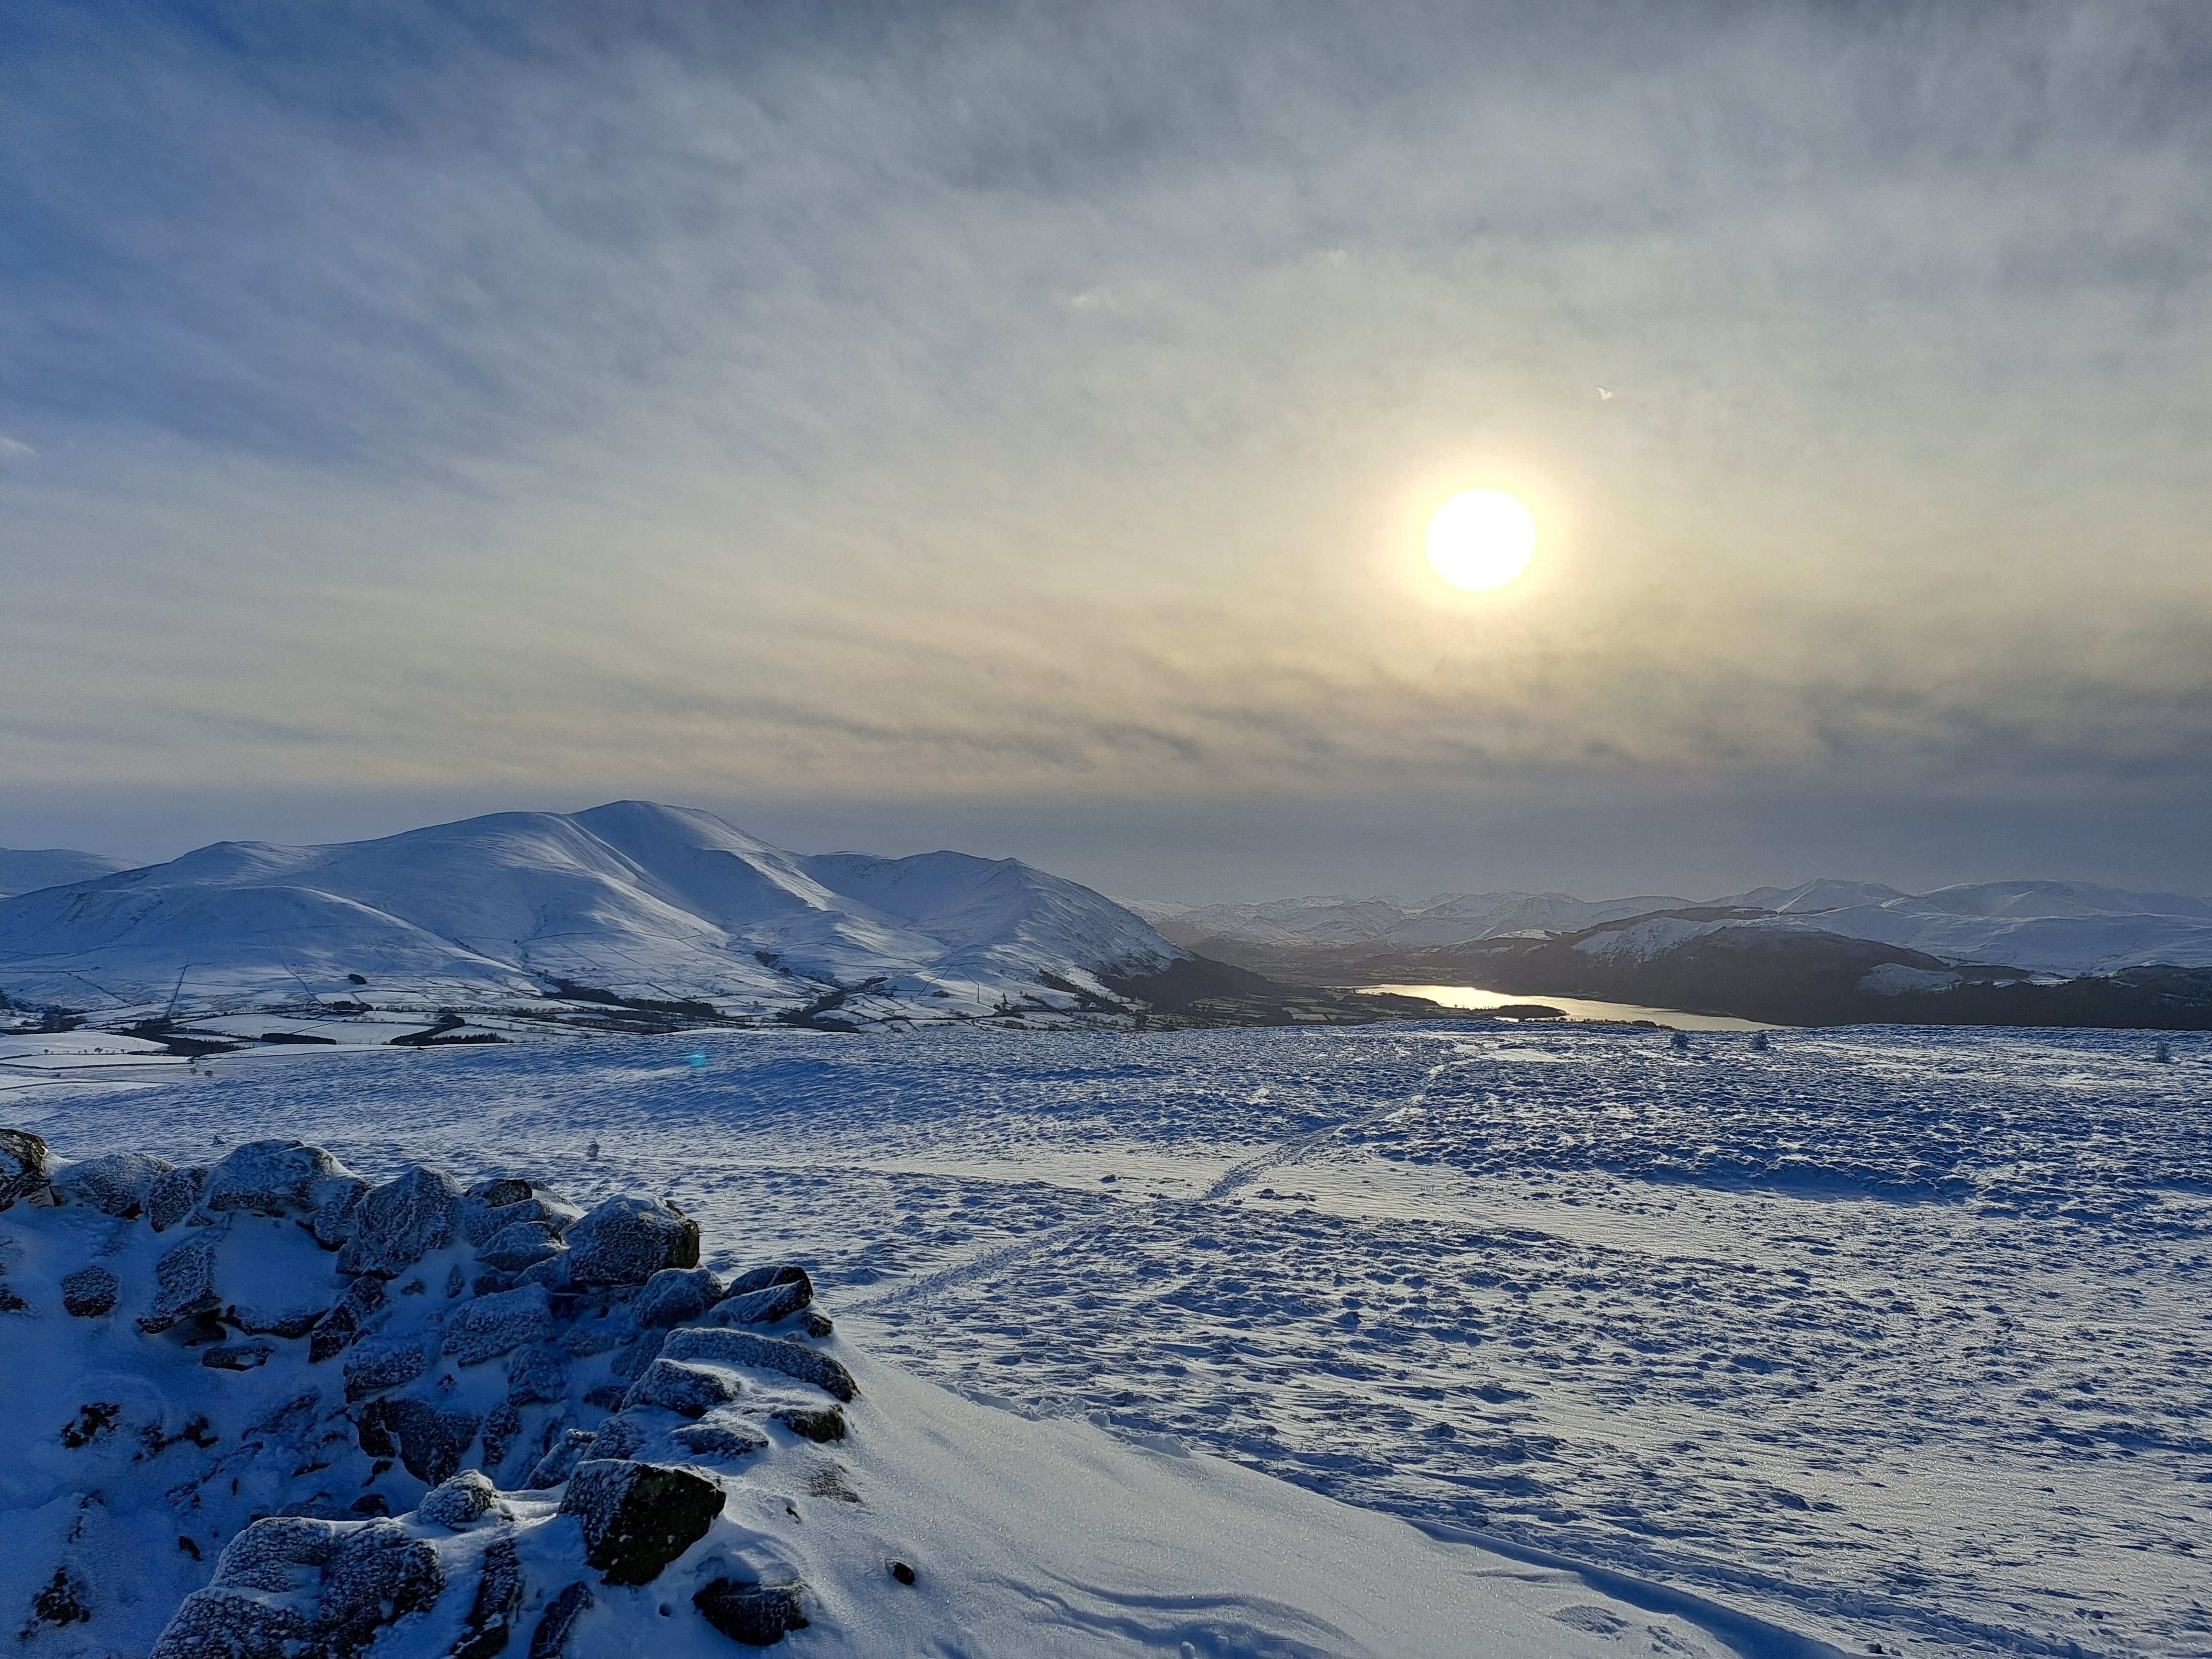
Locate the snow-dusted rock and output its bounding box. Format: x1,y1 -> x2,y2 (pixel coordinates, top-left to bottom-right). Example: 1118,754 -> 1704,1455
475,1217 -> 561,1272
53,1150 -> 173,1217
705,1269 -> 811,1327
153,1516 -> 441,1659
453,1537 -> 523,1659
138,1233 -> 220,1332
147,1164 -> 204,1231
564,1194 -> 699,1286
0,1127 -> 50,1208
200,1139 -> 355,1218
62,1262 -> 119,1316
693,1576 -> 810,1647
356,1395 -> 482,1485
623,1356 -> 742,1418
441,1282 -> 554,1366
525,1427 -> 600,1489
661,1326 -> 857,1403
417,1468 -> 499,1528
559,1459 -> 726,1586
339,1165 -> 463,1276
342,1331 -> 432,1400
505,1339 -> 570,1404
668,1411 -> 768,1460
634,1264 -> 724,1327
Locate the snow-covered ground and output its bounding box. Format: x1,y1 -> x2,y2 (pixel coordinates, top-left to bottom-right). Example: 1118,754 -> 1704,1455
13,1022 -> 2209,1656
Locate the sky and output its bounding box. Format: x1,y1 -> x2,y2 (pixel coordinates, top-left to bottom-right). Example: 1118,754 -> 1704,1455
3,1 -> 2209,902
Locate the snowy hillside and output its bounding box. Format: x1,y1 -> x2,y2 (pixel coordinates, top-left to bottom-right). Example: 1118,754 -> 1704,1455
0,849 -> 137,901
0,1124 -> 1723,1658
0,803 -> 1184,1029
1138,890 -> 1696,953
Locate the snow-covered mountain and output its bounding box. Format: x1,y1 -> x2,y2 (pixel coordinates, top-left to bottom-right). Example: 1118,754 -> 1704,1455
0,847 -> 138,900
1145,877 -> 2212,979
0,803 -> 1183,1026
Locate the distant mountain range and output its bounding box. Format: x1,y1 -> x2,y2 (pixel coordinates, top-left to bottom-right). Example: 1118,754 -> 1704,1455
1133,879 -> 2212,1028
0,848 -> 138,901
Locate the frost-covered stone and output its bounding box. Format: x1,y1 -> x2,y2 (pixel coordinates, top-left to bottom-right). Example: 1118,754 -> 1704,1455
210,1515 -> 342,1591
670,1413 -> 769,1460
53,1151 -> 173,1217
722,1261 -> 810,1300
610,1327 -> 667,1380
137,1234 -> 220,1333
624,1357 -> 742,1418
634,1265 -> 723,1328
770,1403 -> 847,1444
559,1459 -> 725,1586
693,1576 -> 810,1647
62,1264 -> 119,1317
320,1519 -> 444,1651
442,1283 -> 554,1366
339,1165 -> 464,1276
564,1196 -> 699,1287
150,1586 -> 319,1659
152,1515 -> 438,1659
200,1140 -> 353,1218
506,1339 -> 571,1404
587,1410 -> 649,1460
530,1581 -> 594,1657
203,1340 -> 274,1371
355,1395 -> 481,1485
146,1165 -> 204,1232
343,1332 -> 432,1400
454,1536 -> 524,1659
307,1173 -> 369,1249
0,1127 -> 51,1209
476,1219 -> 562,1273
525,1428 -> 598,1489
418,1467 -> 499,1528
517,1248 -> 574,1291
705,1274 -> 811,1328
661,1327 -> 857,1404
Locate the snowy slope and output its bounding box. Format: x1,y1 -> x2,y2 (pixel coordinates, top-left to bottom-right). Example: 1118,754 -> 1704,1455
0,804 -> 1183,1024
0,850 -> 137,901
0,1128 -> 1742,1659
1144,890 -> 1695,953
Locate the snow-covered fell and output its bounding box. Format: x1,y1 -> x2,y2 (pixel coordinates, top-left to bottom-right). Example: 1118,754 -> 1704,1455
1139,890 -> 1695,953
0,849 -> 138,902
0,803 -> 1183,1026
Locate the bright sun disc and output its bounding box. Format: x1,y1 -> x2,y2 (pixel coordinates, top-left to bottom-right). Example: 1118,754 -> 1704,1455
1426,488 -> 1536,591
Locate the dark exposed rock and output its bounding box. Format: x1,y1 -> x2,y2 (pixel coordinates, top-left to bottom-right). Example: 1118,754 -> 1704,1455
889,1559 -> 917,1586
200,1140 -> 354,1219
634,1265 -> 724,1328
623,1357 -> 742,1418
770,1404 -> 847,1444
339,1166 -> 464,1277
53,1150 -> 173,1217
505,1341 -> 571,1405
669,1415 -> 769,1460
61,1402 -> 122,1448
481,1398 -> 523,1473
203,1341 -> 275,1371
343,1333 -> 432,1401
722,1262 -> 809,1300
309,1278 -> 383,1362
564,1196 -> 699,1287
693,1577 -> 809,1647
146,1166 -> 205,1232
417,1467 -> 499,1528
29,1565 -> 92,1627
476,1220 -> 562,1273
138,1235 -> 220,1333
320,1519 -> 444,1652
0,1127 -> 51,1209
527,1581 -> 594,1658
661,1327 -> 857,1404
62,1264 -> 119,1317
469,1177 -> 535,1212
442,1283 -> 554,1366
559,1459 -> 725,1586
455,1537 -> 526,1659
354,1396 -> 481,1485
705,1276 -> 811,1328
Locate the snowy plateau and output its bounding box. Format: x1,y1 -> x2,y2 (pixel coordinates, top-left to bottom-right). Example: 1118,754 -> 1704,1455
2,1020 -> 2206,1657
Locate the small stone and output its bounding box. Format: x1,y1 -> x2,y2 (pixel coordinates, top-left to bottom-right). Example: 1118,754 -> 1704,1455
528,1581 -> 594,1658
202,1341 -> 275,1371
889,1559 -> 917,1586
564,1196 -> 699,1288
692,1577 -> 808,1646
560,1460 -> 725,1587
62,1264 -> 119,1317
417,1467 -> 499,1528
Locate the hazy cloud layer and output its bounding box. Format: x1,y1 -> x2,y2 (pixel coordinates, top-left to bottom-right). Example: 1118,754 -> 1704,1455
3,1 -> 2209,890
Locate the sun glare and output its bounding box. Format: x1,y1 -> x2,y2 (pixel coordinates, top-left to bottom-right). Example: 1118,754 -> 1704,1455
1425,488 -> 1536,591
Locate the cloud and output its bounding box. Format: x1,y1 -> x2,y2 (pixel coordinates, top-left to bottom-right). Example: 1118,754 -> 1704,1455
2,0 -> 2210,886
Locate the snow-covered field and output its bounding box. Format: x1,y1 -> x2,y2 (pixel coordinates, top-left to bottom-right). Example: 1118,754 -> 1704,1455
13,1022 -> 2209,1656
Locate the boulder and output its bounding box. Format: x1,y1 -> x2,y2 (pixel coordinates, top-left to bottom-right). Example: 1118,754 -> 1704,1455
586,1412 -> 649,1460
151,1515 -> 438,1659
524,1429 -> 598,1490
704,1275 -> 810,1328
454,1537 -> 524,1659
417,1468 -> 499,1528
634,1266 -> 724,1328
660,1328 -> 857,1404
150,1587 -> 319,1659
558,1460 -> 725,1586
339,1166 -> 464,1277
53,1151 -> 173,1217
693,1577 -> 809,1647
0,1127 -> 51,1209
481,1398 -> 524,1474
138,1234 -> 220,1333
721,1262 -> 810,1299
355,1396 -> 481,1485
564,1197 -> 699,1287
343,1333 -> 432,1401
307,1174 -> 369,1249
769,1404 -> 847,1444
505,1341 -> 571,1405
518,1250 -> 574,1292
61,1264 -> 119,1317
208,1515 -> 342,1591
320,1519 -> 444,1652
610,1328 -> 667,1380
669,1415 -> 768,1461
623,1357 -> 742,1419
476,1220 -> 562,1274
200,1140 -> 354,1219
442,1283 -> 554,1366
146,1166 -> 205,1232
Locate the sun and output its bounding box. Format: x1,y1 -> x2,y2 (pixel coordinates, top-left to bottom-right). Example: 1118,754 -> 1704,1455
1425,488 -> 1536,591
